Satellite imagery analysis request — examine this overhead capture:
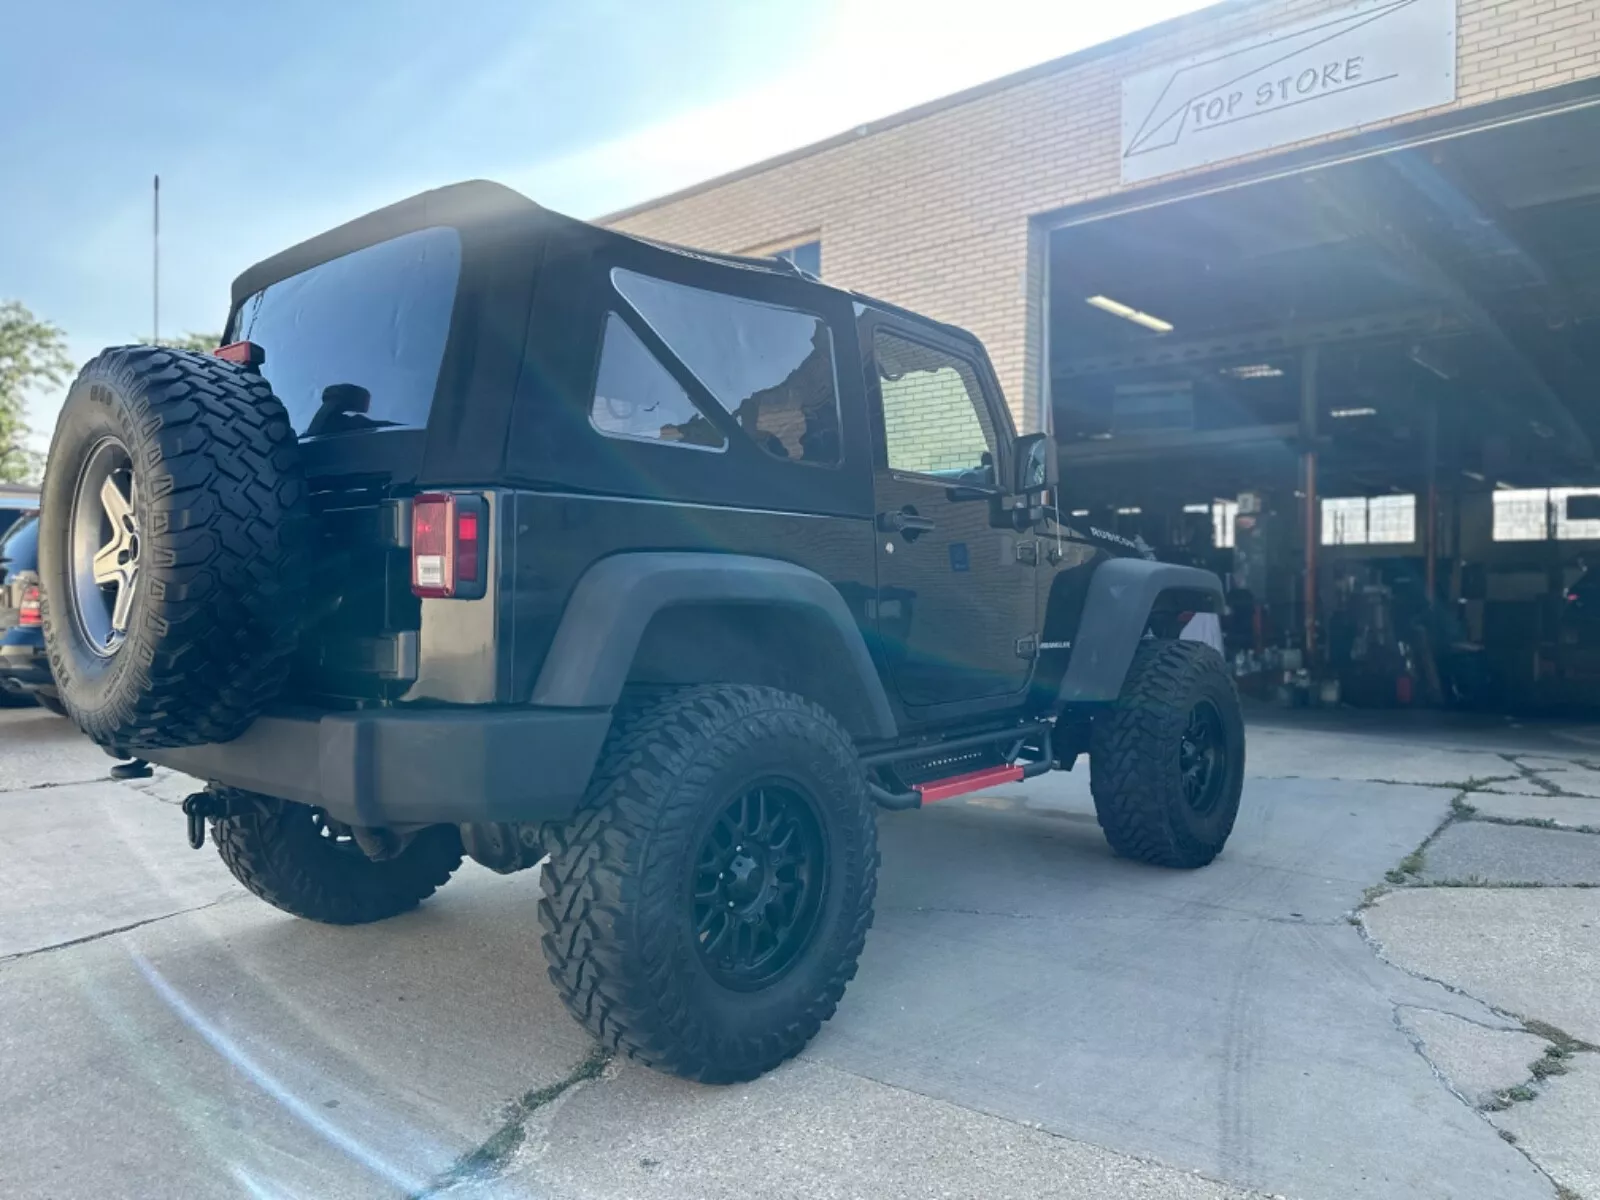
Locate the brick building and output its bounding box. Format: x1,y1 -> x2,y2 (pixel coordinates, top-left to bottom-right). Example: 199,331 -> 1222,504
605,0 -> 1600,432
606,0 -> 1600,706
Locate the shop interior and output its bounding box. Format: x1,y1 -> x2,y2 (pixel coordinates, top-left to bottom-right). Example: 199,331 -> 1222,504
1046,102 -> 1600,710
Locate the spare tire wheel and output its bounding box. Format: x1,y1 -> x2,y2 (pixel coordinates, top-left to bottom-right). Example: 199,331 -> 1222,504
37,346 -> 308,750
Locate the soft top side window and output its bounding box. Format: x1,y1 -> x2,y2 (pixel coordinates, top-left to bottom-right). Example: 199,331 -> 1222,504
589,314 -> 726,451
611,269 -> 842,467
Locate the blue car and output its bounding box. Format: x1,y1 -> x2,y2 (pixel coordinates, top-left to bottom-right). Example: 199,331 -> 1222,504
0,513 -> 63,713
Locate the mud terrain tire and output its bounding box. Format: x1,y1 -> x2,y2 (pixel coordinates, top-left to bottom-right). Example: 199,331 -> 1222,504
540,685 -> 878,1084
1090,640 -> 1244,869
212,790 -> 464,924
38,346 -> 307,749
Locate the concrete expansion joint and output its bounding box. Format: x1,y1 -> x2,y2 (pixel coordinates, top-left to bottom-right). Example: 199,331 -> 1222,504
0,896 -> 240,965
1497,754 -> 1593,801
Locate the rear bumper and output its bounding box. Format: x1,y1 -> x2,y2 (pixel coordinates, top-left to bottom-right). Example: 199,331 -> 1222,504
0,632 -> 52,689
144,705 -> 613,828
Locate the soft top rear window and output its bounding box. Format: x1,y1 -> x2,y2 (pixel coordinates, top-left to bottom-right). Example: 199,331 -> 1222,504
230,226 -> 461,438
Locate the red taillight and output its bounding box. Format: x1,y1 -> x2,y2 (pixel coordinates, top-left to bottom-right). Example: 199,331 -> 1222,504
18,585 -> 41,626
412,493 -> 455,598
213,340 -> 265,367
411,494 -> 487,599
455,510 -> 479,585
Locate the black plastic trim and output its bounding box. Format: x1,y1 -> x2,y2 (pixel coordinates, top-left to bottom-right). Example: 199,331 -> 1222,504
1056,560 -> 1225,704
142,706 -> 613,827
529,551 -> 898,740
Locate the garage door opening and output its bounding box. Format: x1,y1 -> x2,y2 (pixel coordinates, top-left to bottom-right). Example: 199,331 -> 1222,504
1045,102 -> 1600,711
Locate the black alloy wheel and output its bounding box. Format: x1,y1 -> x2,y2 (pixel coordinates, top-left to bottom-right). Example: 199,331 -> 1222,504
692,783 -> 827,991
1179,699 -> 1228,817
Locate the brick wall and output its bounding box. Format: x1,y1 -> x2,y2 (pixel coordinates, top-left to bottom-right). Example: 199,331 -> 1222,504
604,0 -> 1600,431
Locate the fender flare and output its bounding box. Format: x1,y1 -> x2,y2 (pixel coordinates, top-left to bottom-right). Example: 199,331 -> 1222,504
1056,560 -> 1225,704
529,551 -> 898,740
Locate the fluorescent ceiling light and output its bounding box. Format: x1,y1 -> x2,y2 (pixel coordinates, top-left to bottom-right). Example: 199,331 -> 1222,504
1183,503 -> 1211,513
1462,470 -> 1486,482
1070,509 -> 1090,517
1085,295 -> 1173,333
1496,481 -> 1515,490
1116,506 -> 1143,515
1221,363 -> 1284,379
1330,407 -> 1378,418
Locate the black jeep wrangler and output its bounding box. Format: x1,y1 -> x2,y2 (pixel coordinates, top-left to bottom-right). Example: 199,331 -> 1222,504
37,182 -> 1242,1083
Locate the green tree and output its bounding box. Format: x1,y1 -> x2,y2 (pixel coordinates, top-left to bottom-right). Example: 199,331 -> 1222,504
0,301 -> 72,484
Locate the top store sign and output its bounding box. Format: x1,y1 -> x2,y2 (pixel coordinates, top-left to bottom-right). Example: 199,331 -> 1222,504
1120,0 -> 1457,184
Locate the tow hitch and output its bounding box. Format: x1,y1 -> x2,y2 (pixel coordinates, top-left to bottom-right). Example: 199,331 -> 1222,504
181,792 -> 224,849
179,790 -> 269,849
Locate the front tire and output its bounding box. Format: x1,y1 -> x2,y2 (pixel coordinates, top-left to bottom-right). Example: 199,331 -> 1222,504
211,790 -> 463,924
540,685 -> 878,1084
1090,640 -> 1244,868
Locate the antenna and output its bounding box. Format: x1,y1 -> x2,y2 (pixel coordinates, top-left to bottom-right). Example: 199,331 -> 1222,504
152,174 -> 160,346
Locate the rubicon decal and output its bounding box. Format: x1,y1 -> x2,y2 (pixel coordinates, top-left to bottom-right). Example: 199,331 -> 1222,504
1120,0 -> 1456,183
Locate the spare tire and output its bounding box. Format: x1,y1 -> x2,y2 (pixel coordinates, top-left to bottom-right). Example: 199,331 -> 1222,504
38,346 -> 308,750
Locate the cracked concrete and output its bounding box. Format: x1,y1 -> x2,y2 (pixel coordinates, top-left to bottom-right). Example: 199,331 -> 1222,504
1466,791 -> 1600,832
1416,821 -> 1600,886
1396,1006 -> 1556,1109
1492,1057 -> 1600,1198
5,708 -> 1600,1198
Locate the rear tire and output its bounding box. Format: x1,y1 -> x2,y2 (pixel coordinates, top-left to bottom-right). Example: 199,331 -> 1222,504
37,346 -> 308,750
1090,640 -> 1244,868
539,685 -> 877,1083
212,790 -> 463,925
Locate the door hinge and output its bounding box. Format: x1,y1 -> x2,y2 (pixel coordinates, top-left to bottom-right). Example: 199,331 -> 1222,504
1015,634 -> 1038,659
1015,539 -> 1039,566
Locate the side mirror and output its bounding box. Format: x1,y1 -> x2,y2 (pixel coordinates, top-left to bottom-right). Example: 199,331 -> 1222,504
1013,432 -> 1057,496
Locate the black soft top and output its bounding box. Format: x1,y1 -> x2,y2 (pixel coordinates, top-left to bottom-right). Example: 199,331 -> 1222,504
231,180 -> 970,344
227,181 -> 985,500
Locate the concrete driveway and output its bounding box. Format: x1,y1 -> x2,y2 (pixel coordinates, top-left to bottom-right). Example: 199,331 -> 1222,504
2,704 -> 1597,1199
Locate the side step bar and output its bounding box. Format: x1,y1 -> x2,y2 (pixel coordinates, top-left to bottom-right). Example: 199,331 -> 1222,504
916,763 -> 1025,803
865,724 -> 1054,812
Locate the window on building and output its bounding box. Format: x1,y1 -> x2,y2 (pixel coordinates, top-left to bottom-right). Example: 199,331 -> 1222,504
1321,495 -> 1416,545
874,331 -> 997,482
611,269 -> 841,466
1188,501 -> 1238,547
772,239 -> 821,277
1213,501 -> 1238,549
590,314 -> 725,450
1492,488 -> 1600,541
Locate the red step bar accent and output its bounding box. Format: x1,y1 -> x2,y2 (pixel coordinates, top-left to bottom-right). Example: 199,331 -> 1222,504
914,763 -> 1025,805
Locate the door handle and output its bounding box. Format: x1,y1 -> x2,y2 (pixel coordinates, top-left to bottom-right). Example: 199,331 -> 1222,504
877,509 -> 937,539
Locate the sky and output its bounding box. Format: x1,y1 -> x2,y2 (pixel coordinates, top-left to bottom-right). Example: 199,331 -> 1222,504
2,0 -> 1215,447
